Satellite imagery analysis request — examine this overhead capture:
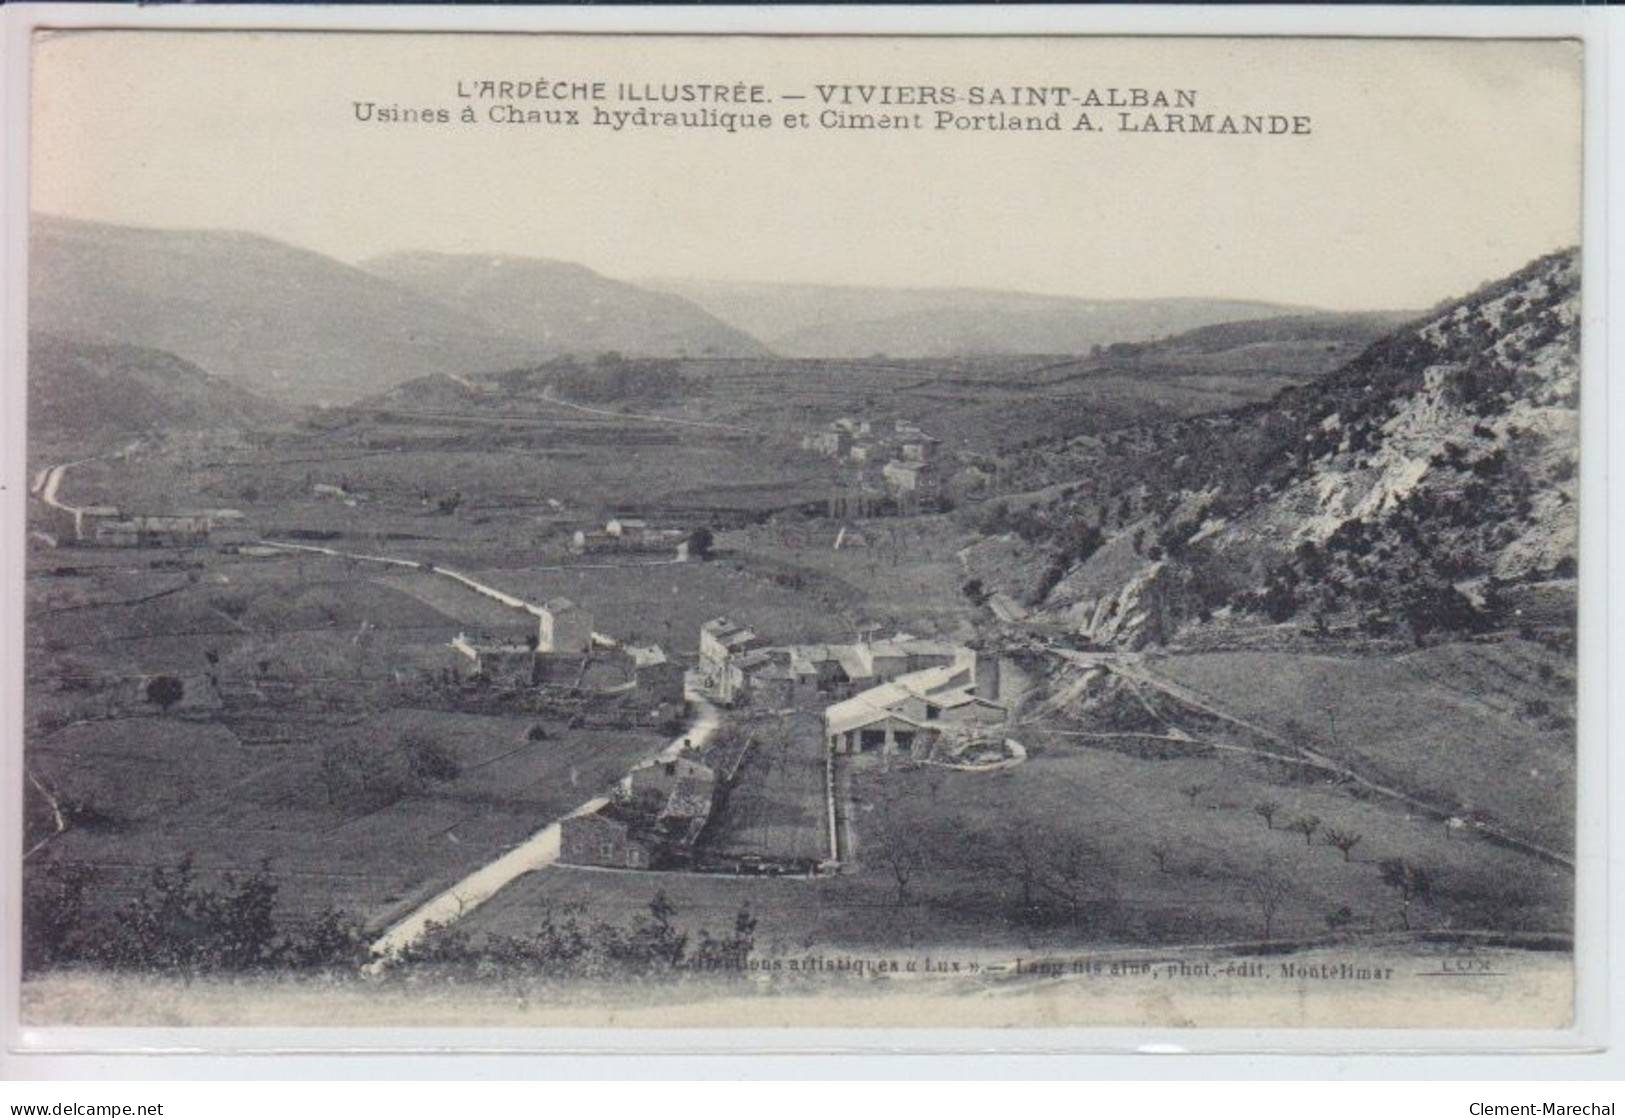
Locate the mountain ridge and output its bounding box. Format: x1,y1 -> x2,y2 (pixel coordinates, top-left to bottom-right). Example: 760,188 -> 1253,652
360,251 -> 772,361
29,214 -> 548,406
642,275 -> 1330,359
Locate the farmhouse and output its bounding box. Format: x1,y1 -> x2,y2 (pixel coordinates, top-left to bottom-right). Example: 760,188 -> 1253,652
658,776 -> 718,844
538,597 -> 594,653
900,435 -> 940,463
809,429 -> 854,458
71,505 -> 121,542
573,519 -> 690,557
571,529 -> 619,554
882,459 -> 930,493
450,633 -> 538,686
559,755 -> 723,867
823,648 -> 1006,756
699,616 -> 763,667
88,513 -> 213,548
621,754 -> 717,805
187,508 -> 252,545
626,644 -> 687,705
558,810 -> 653,870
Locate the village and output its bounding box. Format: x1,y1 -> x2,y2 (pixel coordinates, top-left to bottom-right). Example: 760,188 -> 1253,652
29,449 -> 1021,901
803,415 -> 954,518
459,597 -> 1022,879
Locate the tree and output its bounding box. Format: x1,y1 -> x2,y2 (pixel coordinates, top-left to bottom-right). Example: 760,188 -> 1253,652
1401,579 -> 1482,646
1253,800 -> 1282,830
399,731 -> 460,783
1041,836 -> 1113,928
869,788 -> 926,907
145,675 -> 185,715
1324,828 -> 1363,862
1288,815 -> 1322,846
1378,858 -> 1433,930
1241,862 -> 1291,941
1180,783 -> 1208,807
687,526 -> 715,561
1149,844 -> 1172,875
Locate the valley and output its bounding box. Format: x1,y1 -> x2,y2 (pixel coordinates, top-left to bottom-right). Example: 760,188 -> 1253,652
19,226 -> 1579,1019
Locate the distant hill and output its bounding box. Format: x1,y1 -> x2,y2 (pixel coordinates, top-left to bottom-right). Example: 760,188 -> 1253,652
1094,311 -> 1415,370
29,215 -> 546,406
28,332 -> 290,440
642,277 -> 1321,359
361,252 -> 772,360
964,248 -> 1580,649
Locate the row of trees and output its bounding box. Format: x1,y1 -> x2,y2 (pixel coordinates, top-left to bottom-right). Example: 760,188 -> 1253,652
24,855 -> 758,982
397,893 -> 757,981
23,856 -> 368,975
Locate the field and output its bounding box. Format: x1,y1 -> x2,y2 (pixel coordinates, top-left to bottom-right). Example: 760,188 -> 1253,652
465,558 -> 859,650
702,711 -> 831,864
666,354 -> 1318,452
29,701 -> 667,929
1147,644 -> 1577,854
24,513 -> 672,933
23,340 -> 1576,981
459,722 -> 1571,958
716,515 -> 979,639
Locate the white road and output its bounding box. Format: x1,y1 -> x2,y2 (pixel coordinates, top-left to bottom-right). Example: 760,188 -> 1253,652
260,538 -> 686,648
366,699 -> 721,965
254,539 -> 728,963
34,441 -> 144,514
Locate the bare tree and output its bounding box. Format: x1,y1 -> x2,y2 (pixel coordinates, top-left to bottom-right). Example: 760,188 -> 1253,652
1180,783 -> 1209,807
1149,843 -> 1173,875
1323,828 -> 1363,862
869,788 -> 925,907
1288,814 -> 1322,846
1253,800 -> 1282,830
1241,862 -> 1291,941
1378,858 -> 1433,930
1040,836 -> 1113,928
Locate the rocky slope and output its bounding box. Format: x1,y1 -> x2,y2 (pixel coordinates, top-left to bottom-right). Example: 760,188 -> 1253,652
967,248 -> 1580,649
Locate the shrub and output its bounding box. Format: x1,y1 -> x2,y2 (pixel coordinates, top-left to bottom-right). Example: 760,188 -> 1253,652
145,675 -> 185,714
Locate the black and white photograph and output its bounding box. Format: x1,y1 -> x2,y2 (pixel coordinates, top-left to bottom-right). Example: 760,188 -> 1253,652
7,25 -> 1595,1035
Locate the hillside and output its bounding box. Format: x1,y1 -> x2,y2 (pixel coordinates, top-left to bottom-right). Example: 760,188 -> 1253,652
964,248 -> 1580,649
643,277 -> 1319,359
27,332 -> 290,441
29,215 -> 545,405
1080,311 -> 1415,381
361,252 -> 771,360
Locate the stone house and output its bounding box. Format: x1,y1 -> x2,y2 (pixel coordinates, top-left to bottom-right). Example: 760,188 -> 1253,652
558,811 -> 652,869
538,597 -> 593,654
621,754 -> 716,807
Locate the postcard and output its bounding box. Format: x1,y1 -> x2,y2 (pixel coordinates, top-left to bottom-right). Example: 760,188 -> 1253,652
11,24 -> 1587,1033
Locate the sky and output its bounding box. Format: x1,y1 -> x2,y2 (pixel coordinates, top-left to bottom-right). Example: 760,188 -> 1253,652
30,31 -> 1583,311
